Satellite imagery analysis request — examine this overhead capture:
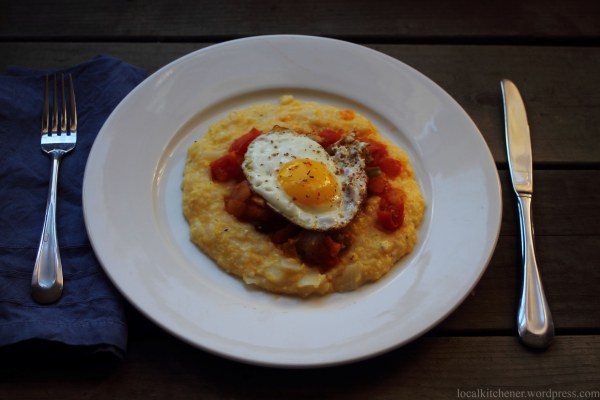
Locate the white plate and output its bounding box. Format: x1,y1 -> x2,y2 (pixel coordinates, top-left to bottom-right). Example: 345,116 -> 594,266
83,35 -> 501,367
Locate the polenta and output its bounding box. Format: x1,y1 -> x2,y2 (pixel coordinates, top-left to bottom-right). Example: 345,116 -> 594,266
182,96 -> 425,297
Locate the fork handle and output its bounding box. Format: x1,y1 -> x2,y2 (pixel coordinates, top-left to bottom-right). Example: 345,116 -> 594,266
32,152 -> 64,304
516,194 -> 554,348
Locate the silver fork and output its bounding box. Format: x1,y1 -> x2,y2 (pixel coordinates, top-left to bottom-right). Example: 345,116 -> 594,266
32,74 -> 77,304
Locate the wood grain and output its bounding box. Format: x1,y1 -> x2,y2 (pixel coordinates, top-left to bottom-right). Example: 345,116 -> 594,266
2,0 -> 599,41
439,235 -> 600,332
499,170 -> 600,236
2,43 -> 599,165
373,45 -> 600,165
1,336 -> 598,399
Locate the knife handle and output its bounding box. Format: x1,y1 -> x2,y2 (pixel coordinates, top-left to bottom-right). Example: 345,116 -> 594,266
516,194 -> 554,348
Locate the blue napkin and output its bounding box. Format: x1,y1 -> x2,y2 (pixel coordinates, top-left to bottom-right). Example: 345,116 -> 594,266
0,55 -> 147,358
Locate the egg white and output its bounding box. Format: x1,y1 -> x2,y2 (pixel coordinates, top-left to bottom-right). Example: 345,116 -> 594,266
242,128 -> 368,230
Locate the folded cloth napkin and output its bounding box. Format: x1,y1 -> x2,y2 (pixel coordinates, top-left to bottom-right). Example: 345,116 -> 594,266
0,55 -> 147,359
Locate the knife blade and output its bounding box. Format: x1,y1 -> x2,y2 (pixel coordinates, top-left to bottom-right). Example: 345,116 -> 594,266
501,79 -> 554,348
502,79 -> 533,195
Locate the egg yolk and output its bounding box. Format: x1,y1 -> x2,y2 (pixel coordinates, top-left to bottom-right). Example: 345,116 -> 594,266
277,159 -> 339,207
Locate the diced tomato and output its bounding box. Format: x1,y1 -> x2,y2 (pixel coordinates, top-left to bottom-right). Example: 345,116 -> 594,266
296,231 -> 344,269
367,175 -> 389,195
223,182 -> 250,217
363,138 -> 405,231
381,188 -> 405,207
270,223 -> 301,244
223,180 -> 291,234
379,157 -> 402,178
227,180 -> 252,202
324,236 -> 342,258
224,198 -> 246,219
364,139 -> 389,166
318,129 -> 342,148
210,153 -> 244,182
377,188 -> 405,231
377,206 -> 404,231
243,204 -> 271,221
210,129 -> 262,183
229,128 -> 262,156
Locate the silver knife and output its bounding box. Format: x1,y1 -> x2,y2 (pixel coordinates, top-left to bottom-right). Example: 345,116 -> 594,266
501,79 -> 554,348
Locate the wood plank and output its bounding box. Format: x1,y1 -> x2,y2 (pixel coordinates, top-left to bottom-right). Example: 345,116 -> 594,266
499,170 -> 600,236
1,336 -> 598,399
2,0 -> 600,41
0,42 -> 207,73
2,43 -> 598,164
443,173 -> 600,331
438,235 -> 600,332
373,45 -> 600,165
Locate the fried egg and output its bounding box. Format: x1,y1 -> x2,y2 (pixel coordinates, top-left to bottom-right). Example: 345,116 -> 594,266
242,127 -> 368,230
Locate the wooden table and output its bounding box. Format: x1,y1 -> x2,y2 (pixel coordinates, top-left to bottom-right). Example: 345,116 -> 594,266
1,1 -> 599,398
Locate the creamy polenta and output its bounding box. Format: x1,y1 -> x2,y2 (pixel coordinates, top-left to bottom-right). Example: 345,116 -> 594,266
182,96 -> 425,297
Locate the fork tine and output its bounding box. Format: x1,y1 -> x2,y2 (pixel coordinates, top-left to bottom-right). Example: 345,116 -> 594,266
42,76 -> 49,135
68,74 -> 77,134
51,75 -> 58,136
60,74 -> 67,135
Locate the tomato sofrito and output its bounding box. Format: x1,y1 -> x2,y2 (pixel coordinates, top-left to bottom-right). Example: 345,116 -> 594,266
378,157 -> 402,178
229,128 -> 262,160
295,231 -> 348,269
210,153 -> 244,182
363,139 -> 388,166
377,188 -> 405,231
367,175 -> 389,195
213,130 -> 406,268
224,180 -> 348,270
365,139 -> 405,231
317,129 -> 342,149
210,128 -> 263,182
